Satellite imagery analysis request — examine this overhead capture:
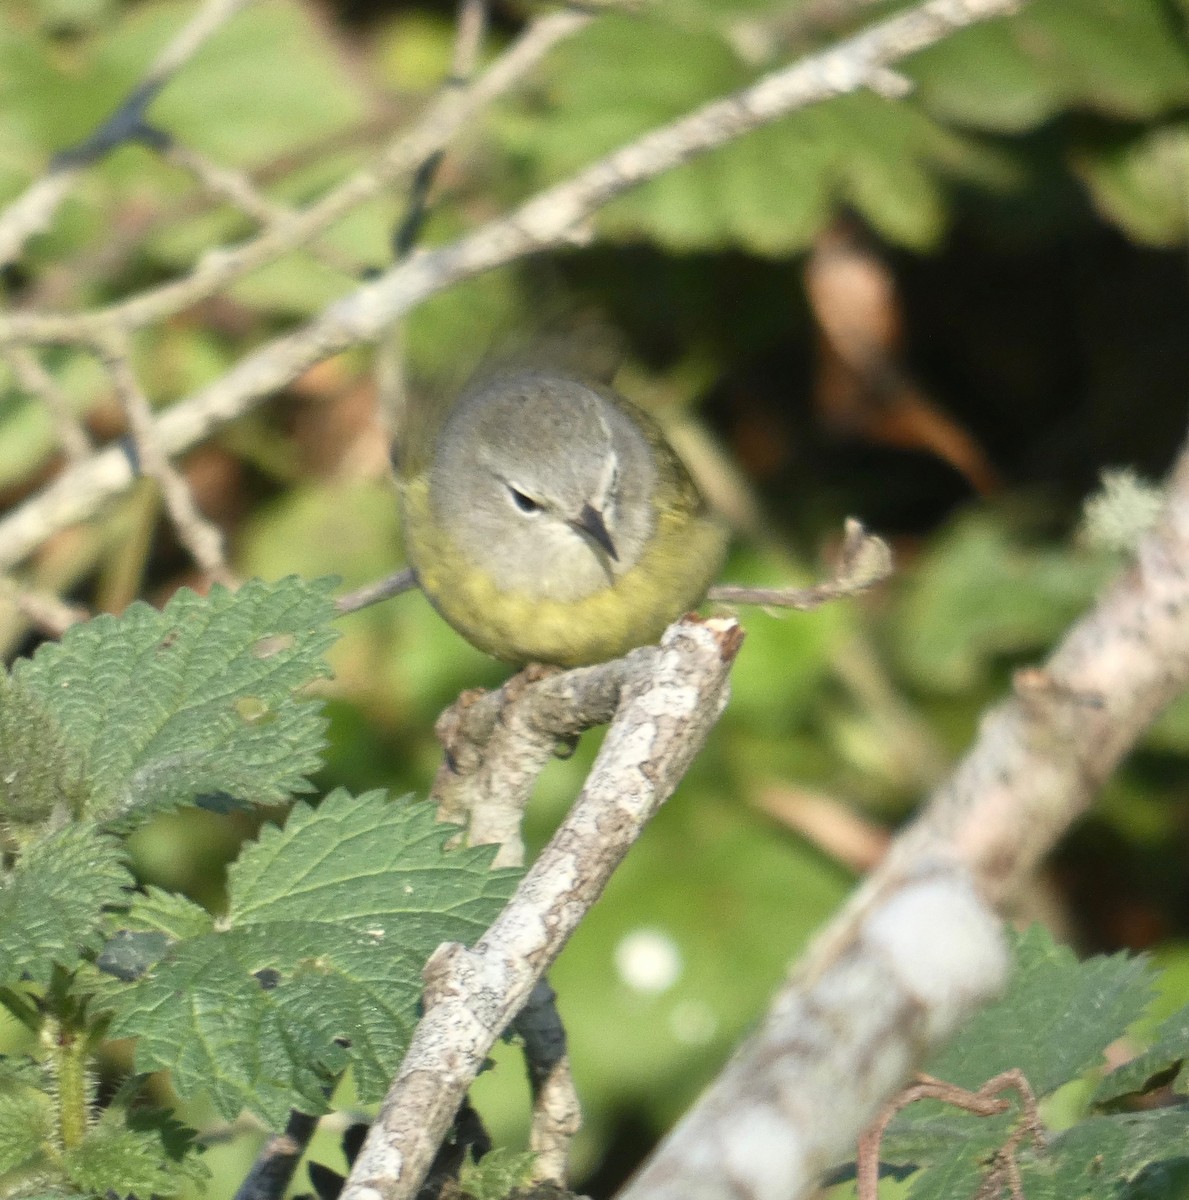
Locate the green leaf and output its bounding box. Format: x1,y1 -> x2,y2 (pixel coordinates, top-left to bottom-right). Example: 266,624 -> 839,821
0,1087 -> 52,1174
1094,1000 -> 1189,1105
0,670 -> 88,827
1075,123 -> 1189,249
1017,1108 -> 1189,1199
107,790 -> 518,1126
904,1138 -> 994,1200
62,1105 -> 209,1197
926,925 -> 1154,1097
111,932 -> 329,1125
459,1148 -> 537,1200
13,576 -> 338,825
0,823 -> 131,984
885,933 -> 1182,1199
893,513 -> 1114,692
497,12 -> 988,255
95,890 -> 213,983
911,0 -> 1189,132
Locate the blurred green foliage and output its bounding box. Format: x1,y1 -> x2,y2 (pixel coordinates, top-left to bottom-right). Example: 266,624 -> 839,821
1,0 -> 1189,1195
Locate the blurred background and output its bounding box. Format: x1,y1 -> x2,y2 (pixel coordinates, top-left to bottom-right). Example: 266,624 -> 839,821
1,0 -> 1189,1194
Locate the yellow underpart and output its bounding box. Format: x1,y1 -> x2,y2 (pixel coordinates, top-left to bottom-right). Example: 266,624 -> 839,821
402,475 -> 728,667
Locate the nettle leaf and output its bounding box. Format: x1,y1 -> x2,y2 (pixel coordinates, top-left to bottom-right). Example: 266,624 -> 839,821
107,791 -> 518,1127
0,1087 -> 52,1174
12,576 -> 338,826
1017,1108 -> 1189,1199
0,822 -> 131,985
62,1105 -> 209,1197
926,925 -> 1154,1097
0,671 -> 88,827
884,928 -> 1155,1177
1094,1000 -> 1189,1106
94,889 -> 213,985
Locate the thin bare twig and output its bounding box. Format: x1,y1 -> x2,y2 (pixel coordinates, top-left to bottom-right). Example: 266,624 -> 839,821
334,519 -> 890,633
98,339 -> 233,585
336,568 -> 418,615
0,0 -> 255,269
392,0 -> 489,258
0,578 -> 90,638
855,1070 -> 1043,1200
709,518 -> 892,609
0,0 -> 1023,572
341,616 -> 742,1200
0,8 -> 591,347
2,345 -> 93,462
160,145 -> 365,277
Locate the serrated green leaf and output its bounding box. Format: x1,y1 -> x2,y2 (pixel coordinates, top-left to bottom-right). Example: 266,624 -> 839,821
459,1147 -> 537,1200
119,886 -> 215,941
63,1105 -> 209,1197
0,1087 -> 52,1174
108,790 -> 518,1126
1094,1001 -> 1189,1105
0,669 -> 88,827
904,1136 -> 993,1200
926,926 -> 1155,1097
0,823 -> 131,984
1017,1108 -> 1189,1199
109,930 -> 329,1125
12,576 -> 338,825
895,1105 -> 1189,1200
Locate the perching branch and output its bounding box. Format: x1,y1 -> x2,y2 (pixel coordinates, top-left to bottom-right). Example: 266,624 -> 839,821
341,615 -> 742,1200
613,429 -> 1189,1200
0,0 -> 1025,573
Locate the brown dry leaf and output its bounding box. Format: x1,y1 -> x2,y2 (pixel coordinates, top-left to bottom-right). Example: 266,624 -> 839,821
806,220 -> 1001,496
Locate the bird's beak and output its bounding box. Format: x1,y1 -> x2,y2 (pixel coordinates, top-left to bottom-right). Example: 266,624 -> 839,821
570,502 -> 619,562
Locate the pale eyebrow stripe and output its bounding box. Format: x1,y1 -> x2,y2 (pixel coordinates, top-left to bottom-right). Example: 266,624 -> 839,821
594,449 -> 618,511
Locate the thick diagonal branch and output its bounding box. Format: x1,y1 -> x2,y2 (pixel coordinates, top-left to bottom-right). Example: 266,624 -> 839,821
615,437 -> 1189,1200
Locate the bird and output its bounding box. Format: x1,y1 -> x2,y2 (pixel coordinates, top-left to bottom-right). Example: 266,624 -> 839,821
398,370 -> 729,667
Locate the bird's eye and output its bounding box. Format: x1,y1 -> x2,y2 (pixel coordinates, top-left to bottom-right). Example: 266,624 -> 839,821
507,486 -> 541,514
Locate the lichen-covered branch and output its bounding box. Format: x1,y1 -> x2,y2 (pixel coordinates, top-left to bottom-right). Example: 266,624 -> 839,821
614,432 -> 1189,1200
340,616 -> 742,1200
